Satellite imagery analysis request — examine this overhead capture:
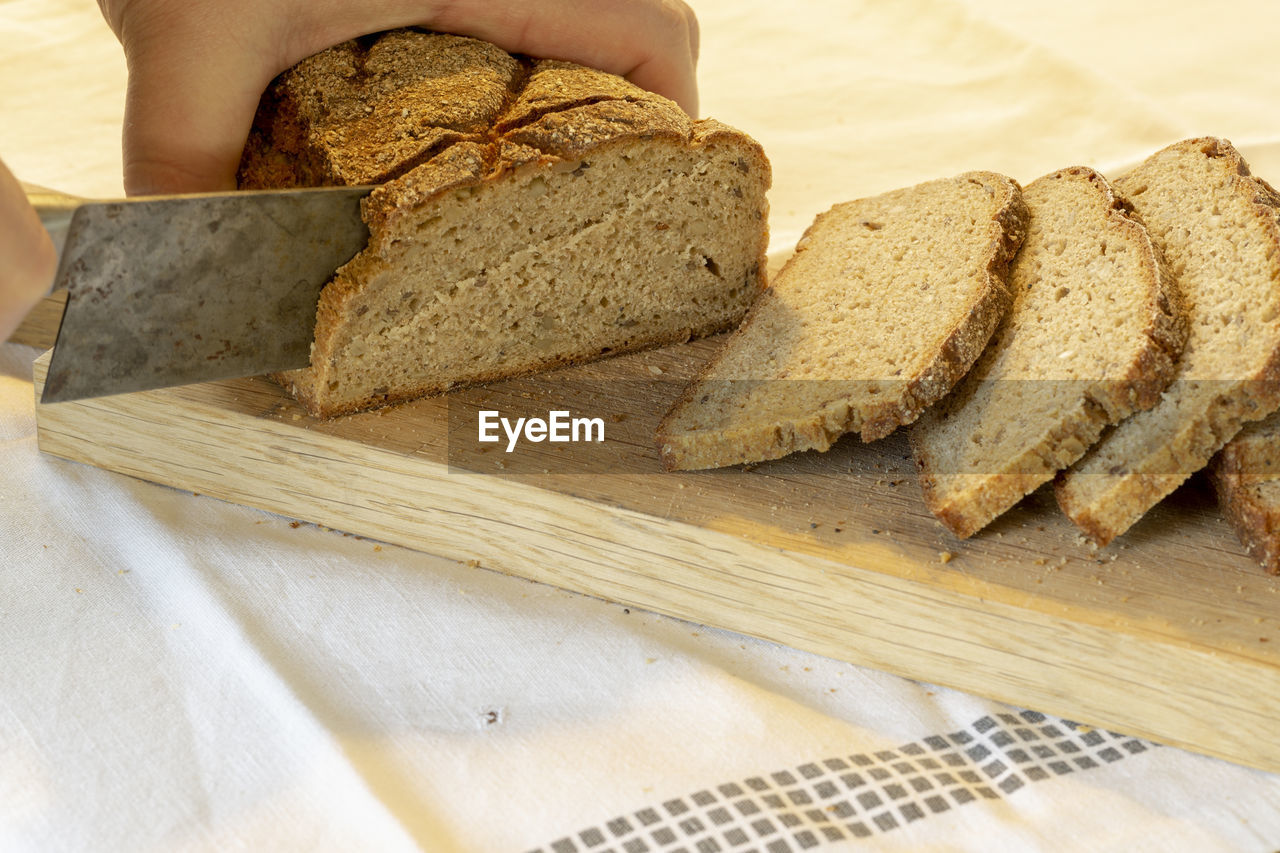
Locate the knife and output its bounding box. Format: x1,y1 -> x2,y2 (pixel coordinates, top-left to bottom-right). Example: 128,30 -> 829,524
29,183 -> 372,404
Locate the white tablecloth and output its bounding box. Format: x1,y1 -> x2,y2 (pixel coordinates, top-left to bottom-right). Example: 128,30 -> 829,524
5,1 -> 1280,850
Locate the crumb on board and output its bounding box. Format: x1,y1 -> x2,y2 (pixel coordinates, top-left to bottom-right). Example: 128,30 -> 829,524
466,558 -> 481,568
938,551 -> 954,564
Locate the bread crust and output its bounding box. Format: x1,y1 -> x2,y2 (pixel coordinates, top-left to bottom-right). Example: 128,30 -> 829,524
1211,469 -> 1280,574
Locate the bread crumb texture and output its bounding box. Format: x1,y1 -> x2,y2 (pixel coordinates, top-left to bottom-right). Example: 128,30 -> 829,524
657,172 -> 1028,471
910,166 -> 1185,538
1055,138 -> 1280,545
238,29 -> 770,417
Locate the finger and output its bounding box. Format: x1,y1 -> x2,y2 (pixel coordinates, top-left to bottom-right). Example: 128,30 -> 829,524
114,5 -> 283,194
299,0 -> 701,116
0,159 -> 57,342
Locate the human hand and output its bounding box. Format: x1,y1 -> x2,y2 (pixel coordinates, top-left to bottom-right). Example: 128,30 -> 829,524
0,158 -> 57,343
97,0 -> 700,196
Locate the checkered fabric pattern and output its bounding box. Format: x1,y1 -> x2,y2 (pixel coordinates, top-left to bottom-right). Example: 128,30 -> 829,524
531,711 -> 1153,853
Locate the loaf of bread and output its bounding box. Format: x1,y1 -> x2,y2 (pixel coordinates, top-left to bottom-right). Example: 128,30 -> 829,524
1055,138 -> 1280,545
1210,412 -> 1280,573
910,167 -> 1184,538
237,29 -> 771,417
657,172 -> 1028,471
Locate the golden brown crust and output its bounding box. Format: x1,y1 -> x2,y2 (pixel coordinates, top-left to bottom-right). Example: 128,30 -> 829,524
239,35 -> 699,190
239,30 -> 519,187
494,60 -> 689,134
360,140 -> 496,249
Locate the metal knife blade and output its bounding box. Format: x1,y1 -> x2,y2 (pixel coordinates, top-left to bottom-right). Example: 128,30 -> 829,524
32,184 -> 372,403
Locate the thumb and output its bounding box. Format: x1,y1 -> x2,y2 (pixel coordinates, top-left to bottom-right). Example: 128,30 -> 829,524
117,21 -> 279,195
0,158 -> 57,342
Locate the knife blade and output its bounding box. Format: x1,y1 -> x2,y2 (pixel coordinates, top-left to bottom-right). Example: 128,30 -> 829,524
30,184 -> 372,404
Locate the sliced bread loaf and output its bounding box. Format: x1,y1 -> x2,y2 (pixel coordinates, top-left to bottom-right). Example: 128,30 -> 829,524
237,29 -> 771,417
1210,410 -> 1280,573
909,167 -> 1185,538
1055,138 -> 1280,545
656,172 -> 1029,471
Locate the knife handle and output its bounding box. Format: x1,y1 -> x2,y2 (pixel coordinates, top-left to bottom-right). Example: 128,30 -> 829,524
22,183 -> 81,259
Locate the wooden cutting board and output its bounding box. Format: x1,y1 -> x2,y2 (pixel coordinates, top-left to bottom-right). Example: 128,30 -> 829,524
32,337 -> 1280,773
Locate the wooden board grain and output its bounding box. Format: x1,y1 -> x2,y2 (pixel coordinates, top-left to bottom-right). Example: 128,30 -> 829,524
32,343 -> 1280,773
7,290 -> 66,349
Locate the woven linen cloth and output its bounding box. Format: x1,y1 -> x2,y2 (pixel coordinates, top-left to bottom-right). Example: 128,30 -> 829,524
5,1 -> 1280,850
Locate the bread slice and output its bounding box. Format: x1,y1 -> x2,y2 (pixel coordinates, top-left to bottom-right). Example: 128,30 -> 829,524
909,167 -> 1185,538
656,172 -> 1029,471
237,29 -> 770,417
1209,411 -> 1280,573
1055,138 -> 1280,545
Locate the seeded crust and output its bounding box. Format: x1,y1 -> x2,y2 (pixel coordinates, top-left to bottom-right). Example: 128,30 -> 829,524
237,29 -> 771,417
1055,138 -> 1280,545
910,167 -> 1185,538
656,172 -> 1028,471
